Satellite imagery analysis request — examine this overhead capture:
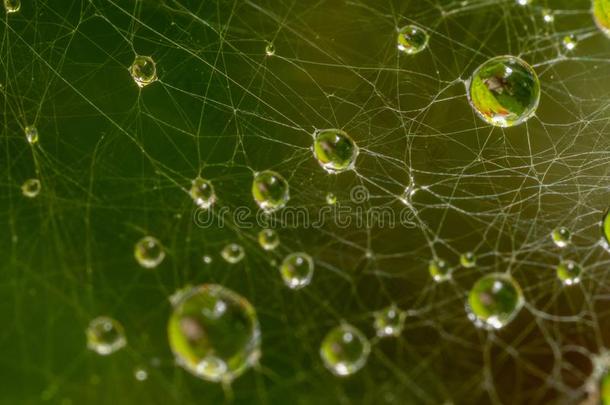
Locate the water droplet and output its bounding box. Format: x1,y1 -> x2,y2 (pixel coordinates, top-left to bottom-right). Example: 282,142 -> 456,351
594,0 -> 610,37
86,316 -> 127,355
202,255 -> 212,264
134,367 -> 148,381
251,170 -> 290,212
551,226 -> 571,248
468,55 -> 540,127
265,42 -> 275,56
168,284 -> 261,383
466,273 -> 524,329
556,260 -> 582,286
279,252 -> 314,289
4,0 -> 20,13
313,129 -> 359,173
374,305 -> 406,337
601,209 -> 610,251
25,125 -> 38,144
129,55 -> 157,88
397,25 -> 429,55
460,252 -> 477,268
320,323 -> 370,376
325,192 -> 337,205
258,229 -> 279,251
221,243 -> 245,264
134,236 -> 165,268
562,34 -> 577,51
429,258 -> 450,282
21,178 -> 41,198
189,177 -> 216,209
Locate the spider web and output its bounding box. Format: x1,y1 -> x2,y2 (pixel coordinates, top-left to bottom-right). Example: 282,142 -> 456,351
2,0 -> 610,403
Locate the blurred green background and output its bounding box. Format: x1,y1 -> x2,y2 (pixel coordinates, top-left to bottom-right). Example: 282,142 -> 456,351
2,0 -> 610,403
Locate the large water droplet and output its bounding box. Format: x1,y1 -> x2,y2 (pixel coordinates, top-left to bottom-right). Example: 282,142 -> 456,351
468,55 -> 540,127
168,284 -> 261,383
279,252 -> 314,289
251,170 -> 290,212
313,129 -> 359,173
466,273 -> 524,329
397,25 -> 429,55
320,323 -> 370,376
129,55 -> 157,88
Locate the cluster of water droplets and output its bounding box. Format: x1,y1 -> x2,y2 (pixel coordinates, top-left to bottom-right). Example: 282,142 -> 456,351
15,0 -> 608,390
